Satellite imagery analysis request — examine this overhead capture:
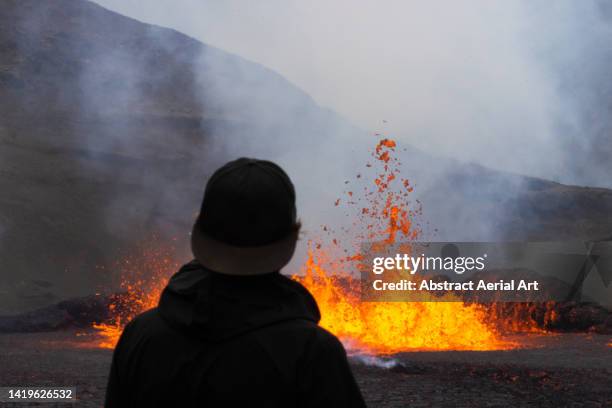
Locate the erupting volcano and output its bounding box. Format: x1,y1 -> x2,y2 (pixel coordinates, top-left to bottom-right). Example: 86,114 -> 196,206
92,138 -> 546,352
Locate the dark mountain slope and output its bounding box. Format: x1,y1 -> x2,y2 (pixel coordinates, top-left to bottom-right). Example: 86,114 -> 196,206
1,0 -> 611,312
0,0 -> 343,312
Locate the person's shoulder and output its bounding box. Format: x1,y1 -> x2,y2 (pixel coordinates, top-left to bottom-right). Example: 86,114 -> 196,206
124,308 -> 162,329
129,308 -> 161,325
306,324 -> 347,356
118,308 -> 167,341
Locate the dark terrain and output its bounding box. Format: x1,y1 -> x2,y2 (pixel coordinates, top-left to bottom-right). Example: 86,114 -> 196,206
0,330 -> 609,407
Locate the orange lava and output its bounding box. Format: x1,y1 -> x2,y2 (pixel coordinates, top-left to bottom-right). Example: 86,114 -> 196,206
294,251 -> 512,353
91,137 -> 531,352
92,320 -> 124,349
93,247 -> 515,352
92,240 -> 181,349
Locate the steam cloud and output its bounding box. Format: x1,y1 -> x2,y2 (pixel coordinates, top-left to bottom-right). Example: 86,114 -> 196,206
94,0 -> 612,188
4,0 -> 612,310
71,0 -> 612,277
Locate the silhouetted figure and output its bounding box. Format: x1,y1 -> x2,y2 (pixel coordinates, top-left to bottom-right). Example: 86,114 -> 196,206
105,158 -> 366,407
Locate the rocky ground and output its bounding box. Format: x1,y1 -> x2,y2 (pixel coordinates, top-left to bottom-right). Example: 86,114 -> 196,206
0,331 -> 609,407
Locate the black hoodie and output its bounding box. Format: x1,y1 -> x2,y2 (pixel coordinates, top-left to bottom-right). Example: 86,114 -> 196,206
105,261 -> 366,407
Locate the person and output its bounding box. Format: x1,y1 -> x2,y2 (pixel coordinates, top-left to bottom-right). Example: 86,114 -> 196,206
104,158 -> 366,407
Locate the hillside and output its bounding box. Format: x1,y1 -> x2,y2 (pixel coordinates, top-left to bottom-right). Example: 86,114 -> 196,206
0,0 -> 345,312
1,0 -> 611,313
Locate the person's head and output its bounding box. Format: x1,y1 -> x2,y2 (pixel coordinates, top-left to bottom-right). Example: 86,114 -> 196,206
191,158 -> 300,275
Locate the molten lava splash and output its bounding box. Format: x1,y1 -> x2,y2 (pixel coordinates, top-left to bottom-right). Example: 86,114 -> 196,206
295,137 -> 513,352
92,239 -> 181,349
92,320 -> 124,349
295,252 -> 511,353
484,302 -> 555,334
92,137 -> 532,351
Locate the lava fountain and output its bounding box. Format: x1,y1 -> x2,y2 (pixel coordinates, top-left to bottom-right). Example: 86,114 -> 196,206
93,137 -> 525,352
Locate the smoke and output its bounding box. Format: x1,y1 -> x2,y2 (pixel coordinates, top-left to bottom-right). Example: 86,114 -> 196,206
93,0 -> 612,189
0,0 -> 213,304
351,354 -> 401,369
4,0 -> 612,311
523,1 -> 612,187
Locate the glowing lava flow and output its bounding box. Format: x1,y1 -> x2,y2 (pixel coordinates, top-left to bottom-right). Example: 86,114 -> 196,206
92,240 -> 181,349
295,252 -> 510,353
92,137 -> 516,351
291,137 -> 511,352
93,248 -> 512,352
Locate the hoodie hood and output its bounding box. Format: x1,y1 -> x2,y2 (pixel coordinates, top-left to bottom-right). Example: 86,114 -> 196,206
158,261 -> 321,342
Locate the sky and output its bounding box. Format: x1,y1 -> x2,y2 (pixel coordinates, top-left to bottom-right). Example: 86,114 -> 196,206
92,0 -> 612,188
